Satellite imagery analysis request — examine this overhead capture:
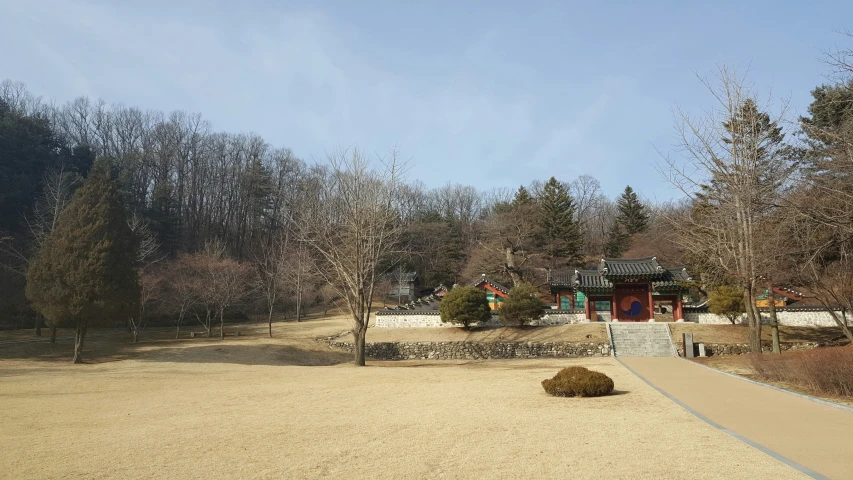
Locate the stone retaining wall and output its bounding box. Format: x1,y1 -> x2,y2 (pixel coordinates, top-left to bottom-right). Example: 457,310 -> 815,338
685,309 -> 848,327
374,311 -> 588,328
329,340 -> 610,360
674,342 -> 820,356
379,309 -> 847,327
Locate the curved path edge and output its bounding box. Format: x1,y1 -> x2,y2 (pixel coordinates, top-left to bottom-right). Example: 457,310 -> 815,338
616,357 -> 829,480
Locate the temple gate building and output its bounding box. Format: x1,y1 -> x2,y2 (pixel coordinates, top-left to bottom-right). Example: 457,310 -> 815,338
549,257 -> 691,322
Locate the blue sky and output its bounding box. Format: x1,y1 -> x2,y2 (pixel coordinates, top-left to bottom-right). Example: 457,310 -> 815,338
1,0 -> 851,201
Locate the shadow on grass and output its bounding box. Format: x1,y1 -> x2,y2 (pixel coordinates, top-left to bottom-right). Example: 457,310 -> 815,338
0,333 -> 352,367
133,343 -> 352,367
777,326 -> 851,344
456,324 -> 606,343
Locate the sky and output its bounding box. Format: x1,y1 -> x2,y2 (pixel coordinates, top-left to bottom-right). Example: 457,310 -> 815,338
1,0 -> 852,201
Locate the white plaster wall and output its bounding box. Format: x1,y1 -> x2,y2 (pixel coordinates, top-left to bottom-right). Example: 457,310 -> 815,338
375,312 -> 588,328
685,310 -> 848,327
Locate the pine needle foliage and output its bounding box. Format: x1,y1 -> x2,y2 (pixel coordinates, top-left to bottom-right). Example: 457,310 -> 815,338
26,160 -> 139,363
537,177 -> 582,267
499,282 -> 544,326
439,286 -> 491,328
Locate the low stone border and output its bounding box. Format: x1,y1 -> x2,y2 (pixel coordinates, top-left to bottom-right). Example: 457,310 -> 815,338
674,342 -> 821,356
328,340 -> 610,360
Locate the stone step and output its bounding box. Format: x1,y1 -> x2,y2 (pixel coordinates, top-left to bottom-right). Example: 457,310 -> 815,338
608,324 -> 675,357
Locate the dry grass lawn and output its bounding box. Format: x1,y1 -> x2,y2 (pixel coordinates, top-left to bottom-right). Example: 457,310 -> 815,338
693,354 -> 853,408
0,315 -> 806,479
668,323 -> 846,345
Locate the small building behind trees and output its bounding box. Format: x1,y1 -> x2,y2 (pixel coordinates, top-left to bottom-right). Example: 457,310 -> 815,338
471,274 -> 510,310
382,271 -> 420,303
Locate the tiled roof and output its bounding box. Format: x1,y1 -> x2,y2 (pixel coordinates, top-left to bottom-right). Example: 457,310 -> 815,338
547,270 -> 575,288
550,263 -> 691,293
472,274 -> 510,294
652,267 -> 692,290
599,257 -> 664,278
573,269 -> 613,292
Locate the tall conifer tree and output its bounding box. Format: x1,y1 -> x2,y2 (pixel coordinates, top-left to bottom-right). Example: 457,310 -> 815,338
537,177 -> 582,267
26,160 -> 140,363
615,185 -> 649,235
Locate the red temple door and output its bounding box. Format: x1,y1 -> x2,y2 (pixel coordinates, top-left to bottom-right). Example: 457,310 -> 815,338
614,286 -> 651,322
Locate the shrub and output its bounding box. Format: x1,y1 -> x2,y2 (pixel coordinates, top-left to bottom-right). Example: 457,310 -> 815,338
542,366 -> 614,397
438,286 -> 491,328
747,345 -> 853,397
499,282 -> 544,326
708,285 -> 745,324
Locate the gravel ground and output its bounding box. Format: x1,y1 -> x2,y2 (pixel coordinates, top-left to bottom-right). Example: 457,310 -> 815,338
0,321 -> 804,479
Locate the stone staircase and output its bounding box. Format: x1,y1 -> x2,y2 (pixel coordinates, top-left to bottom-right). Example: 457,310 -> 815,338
607,323 -> 675,357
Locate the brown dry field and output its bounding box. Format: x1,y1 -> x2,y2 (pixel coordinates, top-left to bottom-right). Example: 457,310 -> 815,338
669,323 -> 845,345
693,354 -> 853,408
0,315 -> 808,479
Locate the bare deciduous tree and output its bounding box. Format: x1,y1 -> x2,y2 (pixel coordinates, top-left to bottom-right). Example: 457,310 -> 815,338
127,214 -> 163,342
659,65 -> 793,353
296,148 -> 403,366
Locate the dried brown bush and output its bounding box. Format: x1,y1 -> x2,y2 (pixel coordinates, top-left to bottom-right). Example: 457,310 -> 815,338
542,366 -> 614,397
747,345 -> 853,397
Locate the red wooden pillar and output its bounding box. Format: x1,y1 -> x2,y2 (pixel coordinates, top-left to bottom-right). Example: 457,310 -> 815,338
611,295 -> 618,322
674,295 -> 683,321
584,297 -> 591,321
648,287 -> 655,322
570,293 -> 575,309
556,292 -> 561,309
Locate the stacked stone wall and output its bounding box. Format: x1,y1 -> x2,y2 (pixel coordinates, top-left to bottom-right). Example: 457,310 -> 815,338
674,342 -> 821,356
329,340 -> 610,360
374,311 -> 588,328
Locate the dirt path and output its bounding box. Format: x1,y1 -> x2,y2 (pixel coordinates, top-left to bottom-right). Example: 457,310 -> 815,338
620,357 -> 853,479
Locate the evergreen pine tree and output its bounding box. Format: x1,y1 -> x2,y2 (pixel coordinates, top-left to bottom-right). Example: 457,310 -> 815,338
512,186 -> 532,206
26,160 -> 140,363
615,185 -> 649,235
537,177 -> 582,267
603,220 -> 629,258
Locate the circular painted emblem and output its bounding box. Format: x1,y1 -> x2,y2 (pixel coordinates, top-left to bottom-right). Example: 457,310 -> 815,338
620,296 -> 643,317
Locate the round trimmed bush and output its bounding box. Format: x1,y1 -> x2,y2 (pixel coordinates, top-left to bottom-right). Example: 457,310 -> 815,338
542,366 -> 614,397
438,286 -> 491,328
499,282 -> 544,326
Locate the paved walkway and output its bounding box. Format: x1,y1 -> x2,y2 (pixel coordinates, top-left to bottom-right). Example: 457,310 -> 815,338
620,357 -> 853,479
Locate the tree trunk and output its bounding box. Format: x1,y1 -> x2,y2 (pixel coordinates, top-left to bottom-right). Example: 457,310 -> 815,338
268,305 -> 273,338
826,308 -> 853,342
296,288 -> 302,323
131,318 -> 140,343
505,247 -> 521,286
841,310 -> 853,342
50,325 -> 57,343
219,308 -> 225,339
175,313 -> 182,340
743,286 -> 762,354
750,297 -> 763,353
72,320 -> 87,364
352,327 -> 366,366
34,317 -> 42,337
767,283 -> 781,354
